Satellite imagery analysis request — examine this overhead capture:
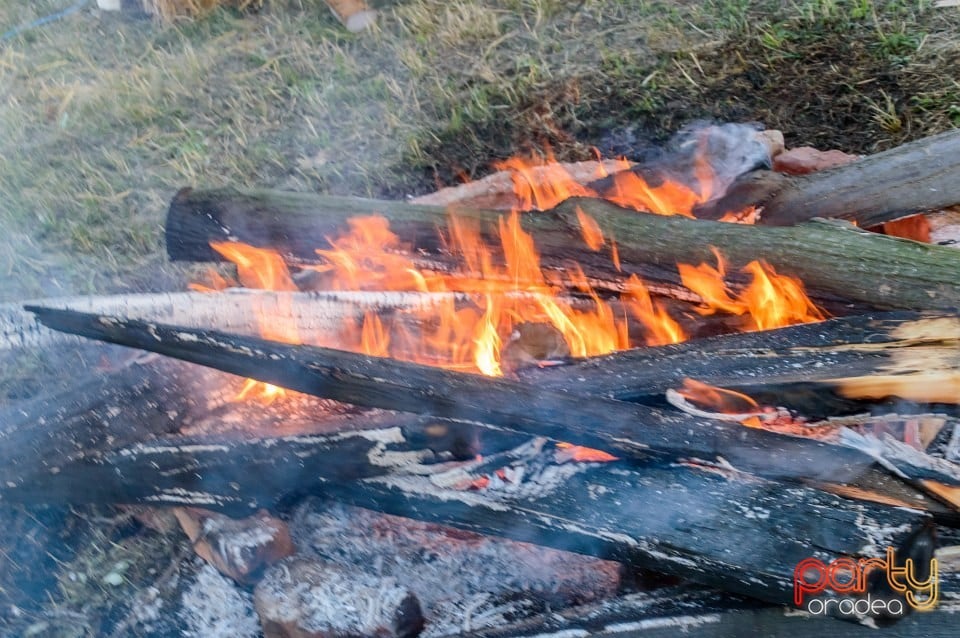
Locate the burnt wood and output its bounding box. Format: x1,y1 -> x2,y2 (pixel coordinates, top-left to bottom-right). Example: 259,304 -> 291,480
517,311 -> 960,411
0,357 -> 520,512
164,187 -> 960,311
695,129 -> 960,227
323,443 -> 942,612
0,369 -> 941,613
464,583 -> 960,638
26,306 -> 960,493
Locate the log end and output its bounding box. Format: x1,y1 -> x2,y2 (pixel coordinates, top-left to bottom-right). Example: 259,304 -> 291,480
165,186 -> 235,262
693,171 -> 792,223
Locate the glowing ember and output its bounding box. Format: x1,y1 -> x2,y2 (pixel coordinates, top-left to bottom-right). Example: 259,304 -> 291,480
880,215 -> 931,243
678,379 -> 761,414
676,379 -> 764,428
235,379 -> 288,405
555,442 -> 619,463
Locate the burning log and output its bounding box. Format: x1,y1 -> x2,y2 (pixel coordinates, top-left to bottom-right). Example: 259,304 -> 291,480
517,311 -> 960,412
698,129 -> 960,226
25,306 -> 960,498
164,188 -> 960,311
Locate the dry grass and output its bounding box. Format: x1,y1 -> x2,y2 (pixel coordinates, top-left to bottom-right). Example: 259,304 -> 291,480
0,0 -> 956,305
0,0 -> 958,628
144,0 -> 262,21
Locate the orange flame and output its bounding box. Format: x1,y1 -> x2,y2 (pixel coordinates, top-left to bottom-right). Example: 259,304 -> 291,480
209,241 -> 300,403
739,261 -> 826,330
601,169 -> 702,217
492,151 -> 596,211
623,275 -> 686,346
575,206 -> 605,251
210,241 -> 297,292
203,148 -> 829,408
677,378 -> 763,428
678,247 -> 826,331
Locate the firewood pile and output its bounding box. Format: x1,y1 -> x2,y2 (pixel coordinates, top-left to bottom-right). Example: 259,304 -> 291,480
3,124 -> 960,636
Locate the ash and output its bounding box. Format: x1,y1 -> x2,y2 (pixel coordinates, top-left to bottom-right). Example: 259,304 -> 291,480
290,500 -> 621,637
179,564 -> 260,638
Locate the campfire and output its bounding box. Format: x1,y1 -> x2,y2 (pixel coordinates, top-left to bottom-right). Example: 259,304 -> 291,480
4,124 -> 960,635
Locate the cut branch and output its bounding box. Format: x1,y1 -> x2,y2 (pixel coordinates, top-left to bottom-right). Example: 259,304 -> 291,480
696,129 -> 960,226
165,187 -> 960,311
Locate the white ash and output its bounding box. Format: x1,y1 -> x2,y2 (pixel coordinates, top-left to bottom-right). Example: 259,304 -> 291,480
854,510 -> 915,558
179,564 -> 260,638
129,586 -> 163,632
256,558 -> 417,636
291,500 -> 621,636
203,514 -> 281,575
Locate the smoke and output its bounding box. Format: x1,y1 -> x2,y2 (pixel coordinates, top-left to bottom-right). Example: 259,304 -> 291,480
669,121 -> 773,195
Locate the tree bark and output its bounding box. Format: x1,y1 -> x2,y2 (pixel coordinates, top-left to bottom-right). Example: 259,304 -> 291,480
28,305 -> 960,494
164,187 -> 960,311
696,129 -> 960,226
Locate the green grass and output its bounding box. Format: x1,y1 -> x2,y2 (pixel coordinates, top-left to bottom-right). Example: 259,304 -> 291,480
0,0 -> 957,303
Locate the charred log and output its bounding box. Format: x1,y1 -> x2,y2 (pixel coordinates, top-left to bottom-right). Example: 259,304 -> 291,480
26,306 -> 959,493
465,583 -> 960,638
322,444 -> 939,611
696,129 -> 960,227
517,312 -> 960,413
2,381 -> 941,613
165,188 -> 960,311
0,357 -> 511,512
1,290 -> 449,352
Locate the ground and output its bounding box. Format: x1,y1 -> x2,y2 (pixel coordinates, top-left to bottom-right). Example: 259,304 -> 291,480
0,0 -> 958,634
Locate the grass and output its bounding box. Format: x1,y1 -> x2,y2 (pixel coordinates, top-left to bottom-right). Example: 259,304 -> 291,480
0,0 -> 958,627
0,1 -> 957,302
